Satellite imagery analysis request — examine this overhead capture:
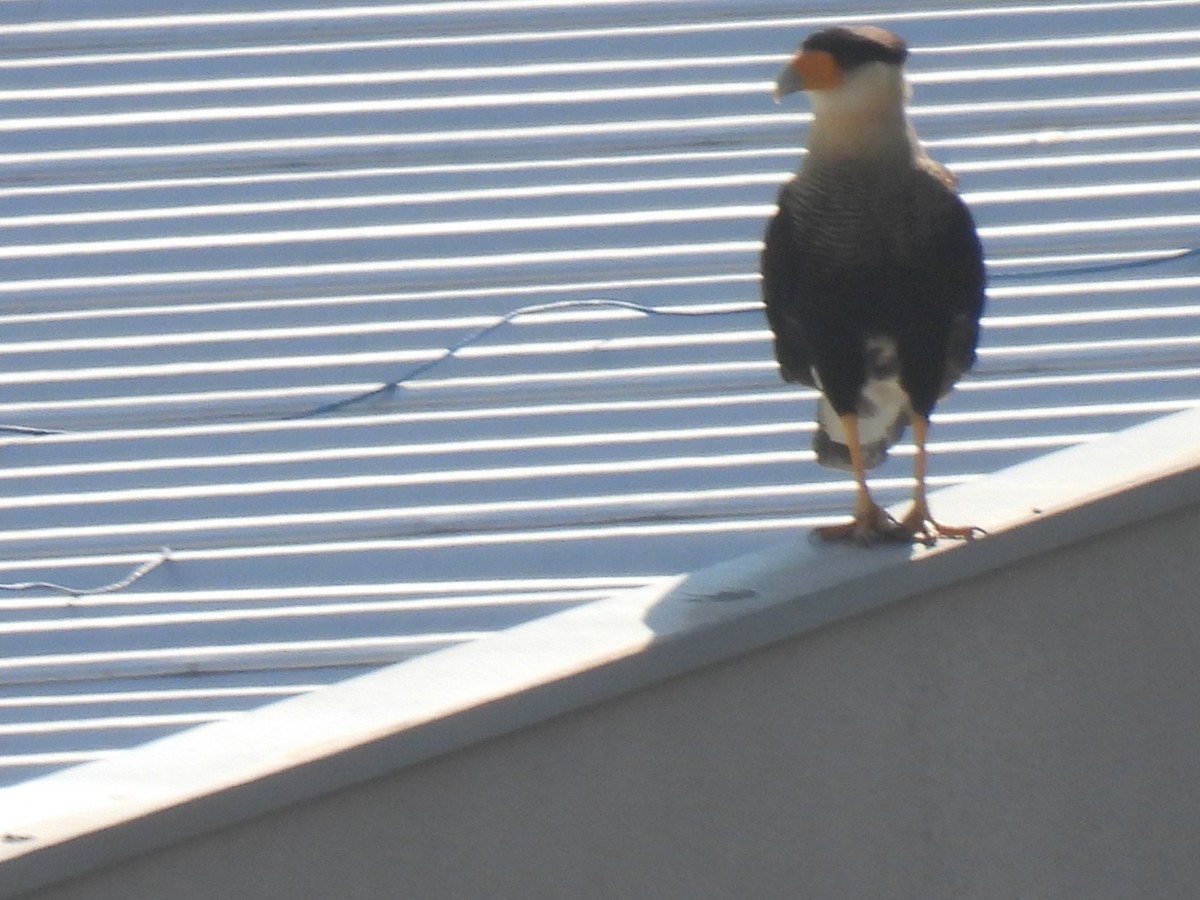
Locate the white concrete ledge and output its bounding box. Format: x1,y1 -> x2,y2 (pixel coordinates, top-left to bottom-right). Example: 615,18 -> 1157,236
3,406 -> 1200,899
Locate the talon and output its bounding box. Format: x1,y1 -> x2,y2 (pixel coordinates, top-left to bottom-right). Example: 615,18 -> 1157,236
894,416 -> 985,546
897,503 -> 984,545
816,502 -> 906,545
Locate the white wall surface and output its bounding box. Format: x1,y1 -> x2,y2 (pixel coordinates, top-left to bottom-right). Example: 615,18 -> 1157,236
13,499 -> 1200,900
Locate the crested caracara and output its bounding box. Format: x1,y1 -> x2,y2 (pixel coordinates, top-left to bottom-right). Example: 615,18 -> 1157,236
762,26 -> 986,544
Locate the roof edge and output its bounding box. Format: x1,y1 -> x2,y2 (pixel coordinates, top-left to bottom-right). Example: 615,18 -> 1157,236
3,406 -> 1200,898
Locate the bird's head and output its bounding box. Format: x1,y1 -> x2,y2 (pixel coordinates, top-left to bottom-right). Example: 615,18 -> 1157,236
774,26 -> 909,113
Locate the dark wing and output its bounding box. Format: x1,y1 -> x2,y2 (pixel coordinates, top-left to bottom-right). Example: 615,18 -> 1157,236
932,186 -> 986,398
901,162 -> 987,411
760,190 -> 817,387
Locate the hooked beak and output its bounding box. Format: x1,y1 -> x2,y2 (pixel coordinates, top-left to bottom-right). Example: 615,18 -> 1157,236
773,60 -> 804,103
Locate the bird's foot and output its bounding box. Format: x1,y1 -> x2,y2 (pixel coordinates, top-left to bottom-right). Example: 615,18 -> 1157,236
815,502 -> 908,546
817,502 -> 986,547
896,502 -> 986,547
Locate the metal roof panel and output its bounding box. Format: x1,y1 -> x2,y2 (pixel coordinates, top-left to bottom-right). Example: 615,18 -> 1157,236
3,0 -> 1200,786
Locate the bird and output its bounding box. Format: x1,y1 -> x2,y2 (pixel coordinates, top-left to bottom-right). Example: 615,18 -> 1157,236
761,25 -> 986,544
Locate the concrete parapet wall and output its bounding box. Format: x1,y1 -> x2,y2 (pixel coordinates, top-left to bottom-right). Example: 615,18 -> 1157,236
6,408 -> 1200,899
16,502 -> 1200,900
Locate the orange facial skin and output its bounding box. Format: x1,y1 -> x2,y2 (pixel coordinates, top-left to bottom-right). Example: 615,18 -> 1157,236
791,50 -> 843,91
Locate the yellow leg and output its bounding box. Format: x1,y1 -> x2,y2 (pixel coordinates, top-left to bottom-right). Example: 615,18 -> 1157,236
898,415 -> 983,544
815,414 -> 903,544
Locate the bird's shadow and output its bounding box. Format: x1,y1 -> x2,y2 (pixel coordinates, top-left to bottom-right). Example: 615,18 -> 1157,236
640,528 -> 924,642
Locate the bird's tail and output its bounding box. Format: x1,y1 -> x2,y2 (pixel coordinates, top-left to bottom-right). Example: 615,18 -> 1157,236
812,386 -> 909,472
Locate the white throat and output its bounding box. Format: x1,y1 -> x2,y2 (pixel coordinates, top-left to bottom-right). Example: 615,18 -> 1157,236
805,63 -> 916,162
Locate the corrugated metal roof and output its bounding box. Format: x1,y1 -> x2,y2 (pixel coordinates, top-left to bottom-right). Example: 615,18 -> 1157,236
3,0 -> 1200,786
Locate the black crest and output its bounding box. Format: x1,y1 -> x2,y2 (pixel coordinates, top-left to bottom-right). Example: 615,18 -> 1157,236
801,26 -> 908,70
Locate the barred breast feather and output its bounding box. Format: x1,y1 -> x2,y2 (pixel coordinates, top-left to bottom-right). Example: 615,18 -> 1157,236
761,152 -> 985,471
